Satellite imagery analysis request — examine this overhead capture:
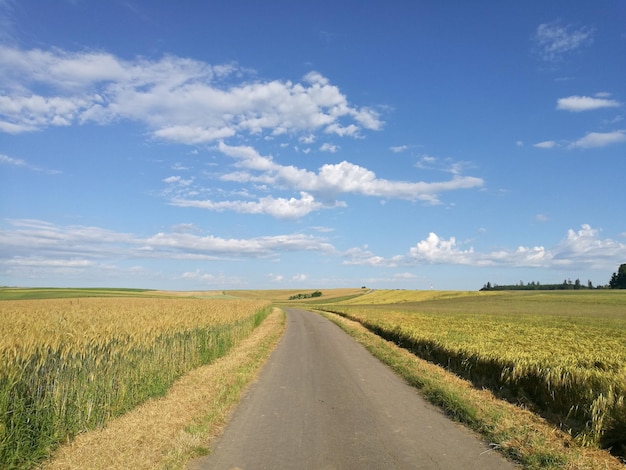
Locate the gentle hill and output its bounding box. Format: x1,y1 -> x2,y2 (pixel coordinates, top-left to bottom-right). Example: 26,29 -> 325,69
226,288 -> 368,303
335,289 -> 492,305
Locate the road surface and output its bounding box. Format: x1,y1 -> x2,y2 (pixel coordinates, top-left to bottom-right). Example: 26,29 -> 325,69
188,308 -> 517,469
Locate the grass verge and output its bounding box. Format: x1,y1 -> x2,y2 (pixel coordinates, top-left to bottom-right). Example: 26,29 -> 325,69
317,309 -> 624,470
40,308 -> 285,470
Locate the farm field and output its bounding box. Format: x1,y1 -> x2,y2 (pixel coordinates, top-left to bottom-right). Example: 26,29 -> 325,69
0,292 -> 271,468
315,289 -> 626,457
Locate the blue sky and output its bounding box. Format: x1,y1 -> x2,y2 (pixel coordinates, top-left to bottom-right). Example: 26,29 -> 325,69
1,1 -> 625,290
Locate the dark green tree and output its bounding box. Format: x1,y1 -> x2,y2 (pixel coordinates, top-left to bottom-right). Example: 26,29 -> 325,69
609,264 -> 626,289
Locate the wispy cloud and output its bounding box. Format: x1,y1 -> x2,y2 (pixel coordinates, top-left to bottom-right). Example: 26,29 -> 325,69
0,153 -> 61,174
534,130 -> 626,150
534,21 -> 594,62
0,219 -> 337,270
319,142 -> 339,153
557,95 -> 620,112
171,192 -> 342,220
533,140 -> 558,149
569,130 -> 626,149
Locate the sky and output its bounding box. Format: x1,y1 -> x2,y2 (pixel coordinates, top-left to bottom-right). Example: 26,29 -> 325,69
1,1 -> 625,291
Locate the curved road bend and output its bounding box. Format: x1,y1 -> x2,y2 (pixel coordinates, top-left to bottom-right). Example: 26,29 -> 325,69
188,308 -> 517,470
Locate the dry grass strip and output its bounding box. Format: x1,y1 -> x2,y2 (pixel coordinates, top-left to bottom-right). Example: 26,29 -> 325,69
319,310 -> 624,470
40,308 -> 285,470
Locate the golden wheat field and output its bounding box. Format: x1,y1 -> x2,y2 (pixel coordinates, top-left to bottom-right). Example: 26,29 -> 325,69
0,297 -> 271,469
317,289 -> 626,454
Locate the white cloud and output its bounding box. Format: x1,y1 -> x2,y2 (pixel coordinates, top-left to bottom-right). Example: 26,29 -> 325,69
0,218 -> 337,266
0,46 -> 382,142
407,233 -> 475,265
216,142 -> 484,207
534,21 -> 594,62
0,153 -> 27,167
3,257 -> 94,268
269,274 -> 284,282
181,270 -> 241,286
390,145 -> 408,153
320,142 -> 339,153
170,192 -> 342,220
557,95 -> 620,112
292,273 -> 308,282
343,247 -> 389,267
299,134 -> 315,144
533,140 -> 558,149
163,175 -> 193,186
569,130 -> 626,149
344,224 -> 626,272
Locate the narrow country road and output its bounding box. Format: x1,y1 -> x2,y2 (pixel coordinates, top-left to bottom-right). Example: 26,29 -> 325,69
188,308 -> 517,469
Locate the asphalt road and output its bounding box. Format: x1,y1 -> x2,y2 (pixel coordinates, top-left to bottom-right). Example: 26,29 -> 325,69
188,308 -> 517,469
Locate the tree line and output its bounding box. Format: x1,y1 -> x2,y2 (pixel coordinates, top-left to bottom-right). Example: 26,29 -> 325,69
288,290 -> 323,300
481,263 -> 626,291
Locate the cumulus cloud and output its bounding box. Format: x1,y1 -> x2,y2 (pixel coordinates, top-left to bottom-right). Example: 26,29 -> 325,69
164,142 -> 483,219
534,21 -> 594,62
407,233 -> 475,265
344,224 -> 626,271
215,142 -> 484,206
0,45 -> 382,141
557,95 -> 620,112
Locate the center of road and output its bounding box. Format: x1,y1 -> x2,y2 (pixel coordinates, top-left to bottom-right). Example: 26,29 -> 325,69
188,308 -> 516,469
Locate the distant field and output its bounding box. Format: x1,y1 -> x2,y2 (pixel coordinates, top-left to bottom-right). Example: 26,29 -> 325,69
0,287 -> 369,302
0,287 -> 165,300
315,289 -> 626,454
226,287 -> 368,303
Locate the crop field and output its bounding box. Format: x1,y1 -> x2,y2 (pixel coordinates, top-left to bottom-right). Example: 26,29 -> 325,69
0,295 -> 271,469
316,290 -> 626,455
225,287 -> 368,302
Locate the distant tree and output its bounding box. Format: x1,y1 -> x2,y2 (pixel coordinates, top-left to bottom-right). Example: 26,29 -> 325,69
609,264 -> 626,289
574,278 -> 581,290
588,280 -> 594,289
